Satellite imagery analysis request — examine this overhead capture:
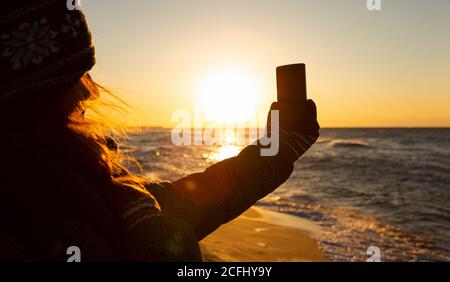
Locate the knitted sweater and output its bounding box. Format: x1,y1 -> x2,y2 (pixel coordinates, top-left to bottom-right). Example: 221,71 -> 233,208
0,130 -> 316,261
120,129 -> 316,261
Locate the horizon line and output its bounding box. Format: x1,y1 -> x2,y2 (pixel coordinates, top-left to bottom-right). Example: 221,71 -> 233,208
132,126 -> 450,129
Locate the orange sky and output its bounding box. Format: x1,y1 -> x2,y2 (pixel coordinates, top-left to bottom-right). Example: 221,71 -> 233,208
84,0 -> 450,127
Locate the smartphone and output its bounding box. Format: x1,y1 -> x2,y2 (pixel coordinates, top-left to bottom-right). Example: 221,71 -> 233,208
276,63 -> 307,104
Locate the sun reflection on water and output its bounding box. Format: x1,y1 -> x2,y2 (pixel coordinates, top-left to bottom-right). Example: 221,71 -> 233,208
209,145 -> 241,161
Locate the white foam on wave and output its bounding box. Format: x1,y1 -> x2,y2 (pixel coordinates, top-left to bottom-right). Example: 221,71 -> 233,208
328,139 -> 370,148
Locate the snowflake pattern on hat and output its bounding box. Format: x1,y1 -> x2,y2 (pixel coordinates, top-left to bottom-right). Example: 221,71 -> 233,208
0,1 -> 95,103
61,14 -> 82,38
1,17 -> 59,70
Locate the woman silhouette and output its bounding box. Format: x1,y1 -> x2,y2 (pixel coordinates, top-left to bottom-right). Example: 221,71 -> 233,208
0,1 -> 319,261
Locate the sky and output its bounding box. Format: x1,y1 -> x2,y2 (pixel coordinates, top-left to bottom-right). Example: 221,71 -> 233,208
83,0 -> 450,127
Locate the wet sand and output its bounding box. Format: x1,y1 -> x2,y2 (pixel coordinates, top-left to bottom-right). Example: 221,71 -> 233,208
200,207 -> 330,262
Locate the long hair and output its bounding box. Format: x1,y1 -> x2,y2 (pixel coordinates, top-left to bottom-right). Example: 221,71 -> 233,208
0,74 -> 151,259
2,74 -> 147,191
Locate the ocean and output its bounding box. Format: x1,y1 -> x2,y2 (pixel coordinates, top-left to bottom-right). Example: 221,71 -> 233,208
126,128 -> 450,262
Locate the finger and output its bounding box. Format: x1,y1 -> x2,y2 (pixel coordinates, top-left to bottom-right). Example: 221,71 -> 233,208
305,99 -> 317,120
266,102 -> 279,129
270,102 -> 280,111
307,100 -> 320,132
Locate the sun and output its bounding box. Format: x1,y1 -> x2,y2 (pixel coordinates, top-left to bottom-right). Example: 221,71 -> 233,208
196,69 -> 261,125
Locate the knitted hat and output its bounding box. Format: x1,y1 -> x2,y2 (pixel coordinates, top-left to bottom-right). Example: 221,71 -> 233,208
0,0 -> 95,103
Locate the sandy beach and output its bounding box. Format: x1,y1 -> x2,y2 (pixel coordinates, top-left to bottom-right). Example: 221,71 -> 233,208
200,207 -> 330,262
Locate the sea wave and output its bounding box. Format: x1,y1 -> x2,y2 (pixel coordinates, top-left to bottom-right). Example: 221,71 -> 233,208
328,139 -> 371,148
128,128 -> 450,261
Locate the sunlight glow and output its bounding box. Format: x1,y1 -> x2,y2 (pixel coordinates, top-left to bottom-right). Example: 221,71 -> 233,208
209,145 -> 241,162
196,69 -> 261,125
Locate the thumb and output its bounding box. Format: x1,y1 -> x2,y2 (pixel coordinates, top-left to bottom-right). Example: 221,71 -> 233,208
270,102 -> 280,111
266,102 -> 280,131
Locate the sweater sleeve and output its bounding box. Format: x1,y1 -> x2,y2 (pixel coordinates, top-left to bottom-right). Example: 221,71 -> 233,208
145,133 -> 313,240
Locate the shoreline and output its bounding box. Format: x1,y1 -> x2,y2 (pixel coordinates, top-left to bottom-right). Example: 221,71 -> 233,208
200,207 -> 330,262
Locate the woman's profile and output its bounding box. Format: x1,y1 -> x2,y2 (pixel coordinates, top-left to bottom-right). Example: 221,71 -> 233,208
0,1 -> 319,261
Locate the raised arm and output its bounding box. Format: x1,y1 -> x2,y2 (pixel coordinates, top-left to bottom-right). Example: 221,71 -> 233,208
146,100 -> 320,240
